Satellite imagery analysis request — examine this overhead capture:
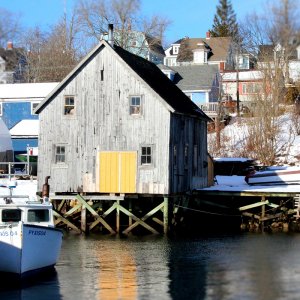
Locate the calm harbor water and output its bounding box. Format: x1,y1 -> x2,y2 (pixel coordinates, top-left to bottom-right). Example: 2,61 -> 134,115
1,231 -> 300,300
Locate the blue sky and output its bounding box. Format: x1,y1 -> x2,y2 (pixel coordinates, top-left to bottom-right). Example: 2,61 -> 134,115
1,0 -> 268,44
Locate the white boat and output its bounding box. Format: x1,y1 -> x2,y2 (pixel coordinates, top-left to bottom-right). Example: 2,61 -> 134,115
0,179 -> 63,277
245,167 -> 300,185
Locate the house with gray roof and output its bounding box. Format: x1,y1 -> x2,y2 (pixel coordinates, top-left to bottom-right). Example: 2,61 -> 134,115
158,64 -> 220,117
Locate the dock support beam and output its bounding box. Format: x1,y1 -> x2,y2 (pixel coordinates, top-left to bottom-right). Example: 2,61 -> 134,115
164,196 -> 169,234
261,196 -> 265,232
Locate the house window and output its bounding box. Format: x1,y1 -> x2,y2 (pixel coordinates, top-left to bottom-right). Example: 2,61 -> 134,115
130,96 -> 141,115
141,146 -> 152,165
0,103 -> 2,116
173,45 -> 179,54
64,96 -> 75,115
55,145 -> 66,163
242,83 -> 261,94
31,102 -> 39,115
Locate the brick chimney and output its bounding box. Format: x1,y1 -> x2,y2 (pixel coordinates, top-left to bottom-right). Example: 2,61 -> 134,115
219,61 -> 225,71
7,41 -> 13,50
206,31 -> 211,39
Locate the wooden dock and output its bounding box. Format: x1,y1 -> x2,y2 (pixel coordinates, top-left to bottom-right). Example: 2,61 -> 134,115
49,176 -> 300,235
51,194 -> 172,235
187,183 -> 300,232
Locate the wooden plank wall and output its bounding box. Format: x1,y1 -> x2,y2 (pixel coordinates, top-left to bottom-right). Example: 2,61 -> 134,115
38,46 -> 172,194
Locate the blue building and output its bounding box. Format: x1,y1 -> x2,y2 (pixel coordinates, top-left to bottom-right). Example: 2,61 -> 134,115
0,82 -> 58,158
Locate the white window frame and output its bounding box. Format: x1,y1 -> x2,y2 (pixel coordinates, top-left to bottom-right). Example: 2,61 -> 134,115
31,102 -> 39,115
55,145 -> 66,164
0,103 -> 2,116
140,145 -> 153,166
173,45 -> 179,54
130,95 -> 142,115
64,96 -> 75,115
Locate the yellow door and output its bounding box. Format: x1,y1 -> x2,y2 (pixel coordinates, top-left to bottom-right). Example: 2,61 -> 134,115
99,151 -> 137,193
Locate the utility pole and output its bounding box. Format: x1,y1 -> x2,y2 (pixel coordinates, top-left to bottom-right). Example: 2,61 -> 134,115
236,48 -> 240,117
216,68 -> 223,149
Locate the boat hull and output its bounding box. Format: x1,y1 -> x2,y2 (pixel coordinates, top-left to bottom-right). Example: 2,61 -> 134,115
247,169 -> 300,185
0,223 -> 63,275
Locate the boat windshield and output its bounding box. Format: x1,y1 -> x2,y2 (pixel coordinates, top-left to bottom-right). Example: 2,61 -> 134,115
27,209 -> 50,222
2,209 -> 22,222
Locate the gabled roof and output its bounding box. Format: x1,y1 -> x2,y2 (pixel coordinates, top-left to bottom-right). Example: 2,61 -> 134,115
168,65 -> 219,91
177,37 -> 232,63
36,40 -> 210,120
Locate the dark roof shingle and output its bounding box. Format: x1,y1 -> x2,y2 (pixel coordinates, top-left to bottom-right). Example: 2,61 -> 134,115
114,44 -> 209,119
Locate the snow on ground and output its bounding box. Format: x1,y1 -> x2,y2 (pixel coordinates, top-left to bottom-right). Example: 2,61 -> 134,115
208,111 -> 300,166
202,175 -> 300,193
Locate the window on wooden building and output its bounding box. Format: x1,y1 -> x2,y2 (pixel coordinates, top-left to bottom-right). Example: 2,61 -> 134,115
141,146 -> 152,165
55,146 -> 66,163
64,96 -> 75,115
31,102 -> 39,115
130,96 -> 141,115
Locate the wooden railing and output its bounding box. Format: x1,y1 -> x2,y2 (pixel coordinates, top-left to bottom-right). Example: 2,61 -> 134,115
199,102 -> 219,113
0,162 -> 37,179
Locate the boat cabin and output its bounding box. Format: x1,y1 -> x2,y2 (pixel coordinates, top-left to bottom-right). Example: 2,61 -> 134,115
0,200 -> 54,227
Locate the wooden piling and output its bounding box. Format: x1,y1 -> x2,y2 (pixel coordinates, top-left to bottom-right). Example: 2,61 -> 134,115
164,197 -> 169,234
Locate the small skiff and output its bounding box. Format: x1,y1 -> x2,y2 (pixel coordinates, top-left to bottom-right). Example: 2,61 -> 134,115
245,167 -> 300,185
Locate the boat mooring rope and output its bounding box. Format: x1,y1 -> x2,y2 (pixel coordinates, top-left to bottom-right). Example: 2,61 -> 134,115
174,197 -> 295,218
174,204 -> 241,217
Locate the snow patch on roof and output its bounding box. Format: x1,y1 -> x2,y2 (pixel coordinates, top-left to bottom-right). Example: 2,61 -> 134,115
0,82 -> 59,99
10,119 -> 39,136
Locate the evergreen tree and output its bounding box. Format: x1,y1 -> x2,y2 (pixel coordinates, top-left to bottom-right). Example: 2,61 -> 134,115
210,0 -> 239,39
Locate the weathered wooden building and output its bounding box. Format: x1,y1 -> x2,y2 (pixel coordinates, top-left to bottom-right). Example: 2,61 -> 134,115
36,35 -> 210,196
35,30 -> 211,234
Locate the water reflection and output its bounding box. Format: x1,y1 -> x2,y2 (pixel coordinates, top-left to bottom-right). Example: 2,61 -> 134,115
2,232 -> 300,299
168,233 -> 300,300
97,240 -> 137,299
57,234 -> 171,300
0,268 -> 61,300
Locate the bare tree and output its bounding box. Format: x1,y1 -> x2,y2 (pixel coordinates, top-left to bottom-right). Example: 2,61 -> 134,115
75,0 -> 170,53
0,8 -> 21,47
20,13 -> 79,82
236,0 -> 300,165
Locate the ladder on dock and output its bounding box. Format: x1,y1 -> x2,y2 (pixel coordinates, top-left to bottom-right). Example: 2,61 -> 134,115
294,195 -> 300,219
